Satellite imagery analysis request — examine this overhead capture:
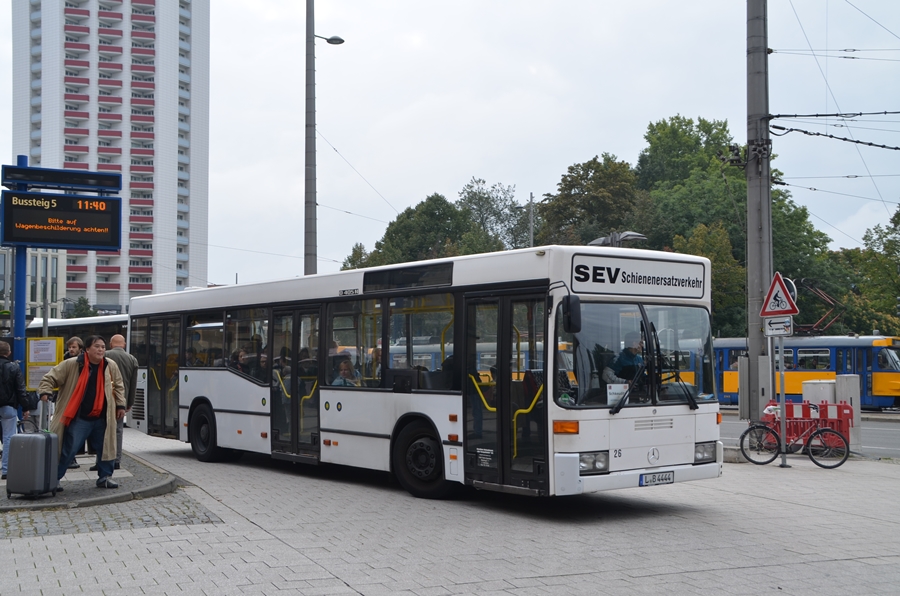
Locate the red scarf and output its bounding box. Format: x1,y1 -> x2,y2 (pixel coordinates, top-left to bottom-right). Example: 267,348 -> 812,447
61,356 -> 105,427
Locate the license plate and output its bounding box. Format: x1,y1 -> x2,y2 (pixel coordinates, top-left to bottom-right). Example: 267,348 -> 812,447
640,471 -> 674,486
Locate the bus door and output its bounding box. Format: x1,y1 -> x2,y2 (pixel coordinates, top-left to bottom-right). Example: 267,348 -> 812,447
271,309 -> 321,457
464,294 -> 548,494
147,318 -> 181,438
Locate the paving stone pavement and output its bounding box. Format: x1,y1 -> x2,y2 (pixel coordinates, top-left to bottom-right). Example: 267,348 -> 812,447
1,428 -> 899,595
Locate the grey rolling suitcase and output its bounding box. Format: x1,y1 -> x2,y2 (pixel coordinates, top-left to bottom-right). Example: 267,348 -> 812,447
7,404 -> 59,498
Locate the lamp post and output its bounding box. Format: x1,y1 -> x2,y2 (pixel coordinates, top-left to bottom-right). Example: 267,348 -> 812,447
304,0 -> 343,275
589,231 -> 646,248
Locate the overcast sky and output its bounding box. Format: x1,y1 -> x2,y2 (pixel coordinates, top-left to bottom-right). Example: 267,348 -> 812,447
2,1 -> 898,286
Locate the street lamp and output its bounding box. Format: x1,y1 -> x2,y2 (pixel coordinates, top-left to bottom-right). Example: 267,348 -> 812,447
589,231 -> 647,248
304,0 -> 344,275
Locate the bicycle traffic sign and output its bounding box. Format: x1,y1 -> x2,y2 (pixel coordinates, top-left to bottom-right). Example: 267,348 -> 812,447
760,272 -> 799,317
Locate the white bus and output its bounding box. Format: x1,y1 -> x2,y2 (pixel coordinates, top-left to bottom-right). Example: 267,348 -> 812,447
128,246 -> 722,498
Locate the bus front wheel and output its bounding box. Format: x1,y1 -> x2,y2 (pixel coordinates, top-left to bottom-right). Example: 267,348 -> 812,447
393,420 -> 453,499
190,403 -> 225,463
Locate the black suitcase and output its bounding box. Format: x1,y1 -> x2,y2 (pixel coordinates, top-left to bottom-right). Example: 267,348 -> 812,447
6,406 -> 59,498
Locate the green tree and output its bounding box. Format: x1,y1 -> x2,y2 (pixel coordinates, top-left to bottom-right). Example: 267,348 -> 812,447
70,297 -> 98,318
635,115 -> 733,191
341,243 -> 370,271
673,222 -> 747,337
356,193 -> 482,267
457,177 -> 525,249
536,153 -> 639,246
859,206 -> 900,318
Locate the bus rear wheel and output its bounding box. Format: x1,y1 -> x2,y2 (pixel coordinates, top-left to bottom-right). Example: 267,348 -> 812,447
393,420 -> 453,499
190,403 -> 225,463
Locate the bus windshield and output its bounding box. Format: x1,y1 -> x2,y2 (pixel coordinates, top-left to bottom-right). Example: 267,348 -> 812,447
557,302 -> 717,408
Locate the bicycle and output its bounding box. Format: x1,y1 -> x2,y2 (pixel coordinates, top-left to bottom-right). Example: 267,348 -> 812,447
739,406 -> 849,469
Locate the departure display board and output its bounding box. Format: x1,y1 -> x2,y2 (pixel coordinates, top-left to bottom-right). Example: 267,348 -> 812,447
1,190 -> 122,250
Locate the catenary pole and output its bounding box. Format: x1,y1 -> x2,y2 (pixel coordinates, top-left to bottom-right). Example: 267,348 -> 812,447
304,0 -> 317,275
746,0 -> 774,421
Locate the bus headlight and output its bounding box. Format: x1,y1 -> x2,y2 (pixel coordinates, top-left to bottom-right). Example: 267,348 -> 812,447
579,451 -> 609,475
694,442 -> 716,464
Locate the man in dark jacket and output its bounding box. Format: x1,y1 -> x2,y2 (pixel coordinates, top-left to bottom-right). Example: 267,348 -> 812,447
95,334 -> 137,470
0,341 -> 31,480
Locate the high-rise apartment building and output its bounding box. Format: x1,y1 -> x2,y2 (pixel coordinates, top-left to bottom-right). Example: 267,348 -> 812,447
11,0 -> 209,315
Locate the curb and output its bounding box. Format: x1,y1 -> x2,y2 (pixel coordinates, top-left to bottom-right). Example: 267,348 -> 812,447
0,450 -> 179,512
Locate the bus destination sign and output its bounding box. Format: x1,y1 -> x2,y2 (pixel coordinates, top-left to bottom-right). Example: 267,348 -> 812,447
1,190 -> 122,250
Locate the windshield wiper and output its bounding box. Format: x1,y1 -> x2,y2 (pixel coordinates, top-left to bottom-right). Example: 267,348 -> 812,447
610,359 -> 646,415
650,323 -> 698,410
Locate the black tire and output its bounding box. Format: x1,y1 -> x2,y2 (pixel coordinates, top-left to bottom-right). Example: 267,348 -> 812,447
739,424 -> 780,465
190,403 -> 225,463
806,428 -> 849,469
392,420 -> 453,499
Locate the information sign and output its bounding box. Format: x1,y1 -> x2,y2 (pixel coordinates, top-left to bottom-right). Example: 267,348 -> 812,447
1,190 -> 122,250
763,315 -> 793,337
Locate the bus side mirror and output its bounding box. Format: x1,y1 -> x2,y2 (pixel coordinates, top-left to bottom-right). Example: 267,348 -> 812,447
562,295 -> 581,334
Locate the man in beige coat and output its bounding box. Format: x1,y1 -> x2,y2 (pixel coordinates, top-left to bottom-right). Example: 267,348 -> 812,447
38,335 -> 126,489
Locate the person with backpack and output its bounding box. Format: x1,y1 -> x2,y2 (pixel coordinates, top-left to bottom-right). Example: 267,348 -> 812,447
0,341 -> 32,480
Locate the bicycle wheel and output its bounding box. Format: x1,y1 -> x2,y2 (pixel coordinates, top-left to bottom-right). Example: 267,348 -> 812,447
806,428 -> 849,469
739,425 -> 780,465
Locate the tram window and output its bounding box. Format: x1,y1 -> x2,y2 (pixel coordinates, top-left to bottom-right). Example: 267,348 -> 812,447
728,349 -> 747,370
225,308 -> 268,379
185,311 -> 223,367
798,349 -> 830,370
326,299 -> 382,387
774,348 -> 793,370
877,348 -> 900,371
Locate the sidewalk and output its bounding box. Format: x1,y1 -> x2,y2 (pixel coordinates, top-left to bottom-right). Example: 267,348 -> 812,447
0,450 -> 178,512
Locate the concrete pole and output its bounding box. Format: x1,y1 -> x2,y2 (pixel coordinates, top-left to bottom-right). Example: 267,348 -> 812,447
746,0 -> 774,421
304,0 -> 317,275
529,192 -> 534,247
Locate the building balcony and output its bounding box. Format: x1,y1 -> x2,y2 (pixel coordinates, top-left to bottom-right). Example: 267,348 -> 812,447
63,163 -> 90,170
128,283 -> 153,291
97,28 -> 123,40
176,252 -> 189,262
178,121 -> 190,132
178,72 -> 191,84
177,202 -> 189,213
97,78 -> 123,88
97,249 -> 121,256
129,215 -> 153,224
64,8 -> 90,18
128,266 -> 153,275
131,148 -> 154,156
98,146 -> 122,155
64,76 -> 90,86
30,146 -> 41,158
97,10 -> 123,22
132,47 -> 155,57
64,93 -> 89,103
177,186 -> 189,196
132,30 -> 155,41
133,14 -> 156,24
131,98 -> 155,107
132,81 -> 154,90
131,115 -> 154,123
129,182 -> 154,190
176,236 -> 189,245
176,220 -> 189,229
131,64 -> 155,74
96,282 -> 120,291
31,113 -> 41,124
129,198 -> 153,206
177,170 -> 189,181
64,42 -> 90,53
131,165 -> 153,173
97,45 -> 123,56
97,164 -> 122,171
66,265 -> 88,273
179,40 -> 190,52
64,127 -> 90,137
67,282 -> 88,290
97,113 -> 123,121
129,249 -> 152,257
64,59 -> 89,70
176,270 -> 189,279
63,145 -> 89,153
98,95 -> 123,105
178,136 -> 189,148
67,250 -> 88,255
96,266 -> 121,274
131,131 -> 154,140
64,110 -> 89,120
97,129 -> 122,138
129,232 -> 153,240
64,24 -> 90,36
133,0 -> 156,6
97,62 -> 123,72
